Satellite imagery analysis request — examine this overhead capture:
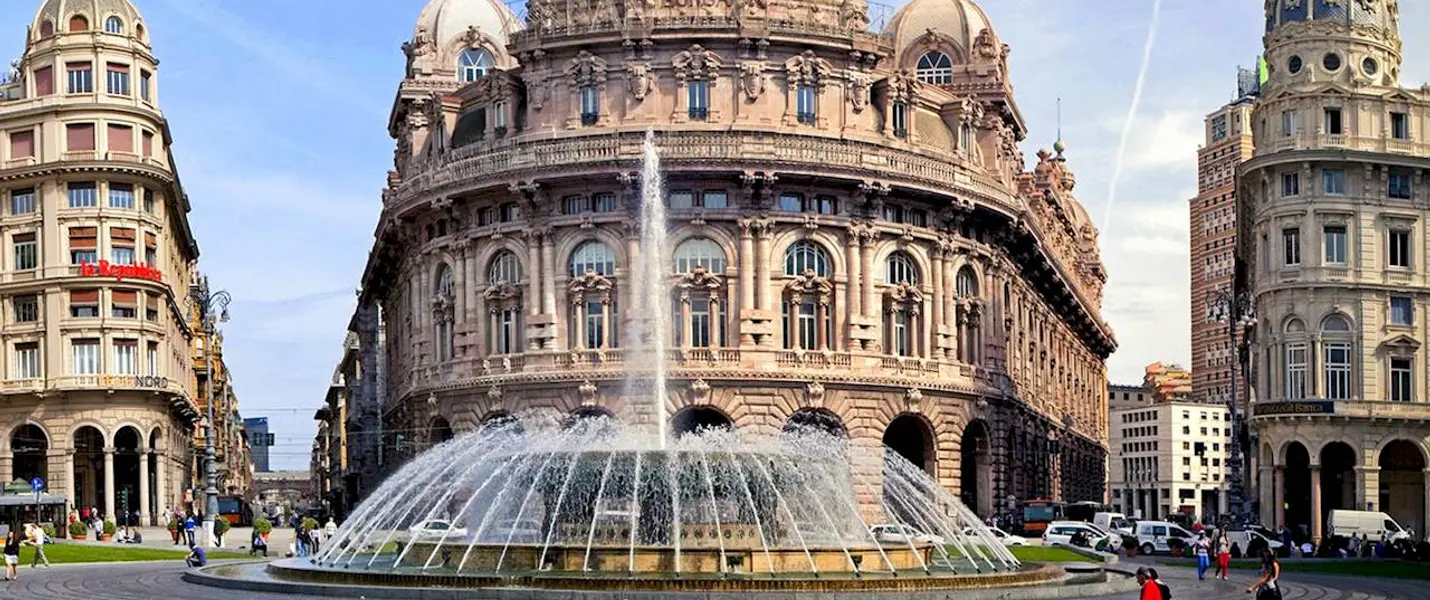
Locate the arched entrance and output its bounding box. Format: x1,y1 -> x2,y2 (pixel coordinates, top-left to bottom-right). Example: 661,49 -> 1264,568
883,414 -> 934,473
563,405 -> 615,430
114,427 -> 142,526
1283,442 -> 1311,537
10,424 -> 48,484
782,408 -> 846,438
1378,440 -> 1426,536
72,426 -> 106,516
428,417 -> 454,446
670,406 -> 733,438
959,420 -> 993,517
1320,442 -> 1357,531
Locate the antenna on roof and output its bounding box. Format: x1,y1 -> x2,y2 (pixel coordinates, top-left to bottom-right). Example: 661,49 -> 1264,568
1056,97 -> 1063,141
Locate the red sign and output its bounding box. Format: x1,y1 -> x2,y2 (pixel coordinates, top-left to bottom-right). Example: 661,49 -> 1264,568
79,261 -> 163,282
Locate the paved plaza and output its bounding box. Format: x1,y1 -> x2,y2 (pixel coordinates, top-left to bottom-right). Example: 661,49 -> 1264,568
0,559 -> 1418,600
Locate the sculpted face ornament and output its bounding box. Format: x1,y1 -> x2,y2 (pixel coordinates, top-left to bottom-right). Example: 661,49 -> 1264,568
627,62 -> 653,101
846,73 -> 871,112
739,61 -> 766,101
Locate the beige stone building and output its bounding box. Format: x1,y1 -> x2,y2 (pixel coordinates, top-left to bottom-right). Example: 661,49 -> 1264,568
1239,0 -> 1430,541
0,0 -> 205,527
1109,371 -> 1232,522
348,0 -> 1117,518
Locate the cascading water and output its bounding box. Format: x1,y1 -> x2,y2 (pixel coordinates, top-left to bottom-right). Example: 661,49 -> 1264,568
624,129 -> 672,447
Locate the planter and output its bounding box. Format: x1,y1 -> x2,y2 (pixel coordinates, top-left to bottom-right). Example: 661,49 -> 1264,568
98,534 -> 113,542
73,534 -> 87,540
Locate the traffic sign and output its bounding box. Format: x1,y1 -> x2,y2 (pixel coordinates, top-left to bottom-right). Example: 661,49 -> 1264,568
29,477 -> 42,492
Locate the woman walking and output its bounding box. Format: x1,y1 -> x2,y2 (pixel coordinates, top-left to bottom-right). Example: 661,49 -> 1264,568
1193,532 -> 1211,580
3,527 -> 22,582
1246,547 -> 1282,600
1214,532 -> 1231,581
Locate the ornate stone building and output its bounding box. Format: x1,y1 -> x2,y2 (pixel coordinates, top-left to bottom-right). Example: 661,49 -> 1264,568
1239,0 -> 1430,541
0,0 -> 203,526
351,0 -> 1116,517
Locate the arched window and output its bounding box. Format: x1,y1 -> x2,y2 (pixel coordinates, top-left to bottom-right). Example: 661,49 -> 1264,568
458,49 -> 494,83
488,250 -> 521,285
955,266 -> 979,297
955,266 -> 981,363
570,241 -> 616,276
39,20 -> 54,38
104,16 -> 123,34
916,52 -> 953,85
673,237 -> 726,273
1322,314 -> 1352,400
69,15 -> 89,32
435,264 -> 454,297
784,240 -> 830,277
886,251 -> 918,285
1283,317 -> 1308,400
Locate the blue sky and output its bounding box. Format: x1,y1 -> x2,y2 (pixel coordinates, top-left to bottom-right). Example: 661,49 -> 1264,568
2,0 -> 1426,469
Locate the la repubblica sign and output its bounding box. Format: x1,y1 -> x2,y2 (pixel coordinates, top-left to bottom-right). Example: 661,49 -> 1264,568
79,261 -> 162,282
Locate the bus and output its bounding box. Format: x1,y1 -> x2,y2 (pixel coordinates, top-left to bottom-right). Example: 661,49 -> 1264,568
1064,501 -> 1111,524
1021,499 -> 1064,537
217,495 -> 252,527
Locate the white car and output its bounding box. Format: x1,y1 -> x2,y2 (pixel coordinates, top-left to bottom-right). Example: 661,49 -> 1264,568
870,523 -> 946,546
1043,521 -> 1119,550
963,526 -> 1029,546
407,519 -> 468,540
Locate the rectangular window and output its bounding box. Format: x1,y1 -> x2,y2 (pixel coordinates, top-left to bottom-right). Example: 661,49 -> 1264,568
906,208 -> 928,227
139,70 -> 151,102
579,85 -> 598,125
146,341 -> 159,376
1324,225 -> 1347,264
12,233 -> 36,271
141,131 -> 154,158
108,183 -> 134,208
687,80 -> 709,120
1391,357 -> 1413,402
145,293 -> 159,322
71,339 -> 100,375
584,300 -> 605,349
66,62 -> 93,94
690,298 -> 713,348
112,290 -> 138,319
33,66 -> 53,97
1389,229 -> 1411,268
66,123 -> 95,152
814,195 -> 836,215
496,309 -> 517,354
778,193 -> 803,212
111,227 -> 136,264
67,182 -> 97,207
892,309 -> 909,356
1388,172 -> 1413,199
1391,112 -> 1409,140
14,342 -> 40,379
1286,343 -> 1307,399
493,99 -> 508,130
592,192 -> 615,212
500,203 -> 520,222
106,124 -> 133,154
142,188 -> 155,213
669,190 -> 694,209
478,207 -> 495,226
1324,107 -> 1343,135
701,191 -> 728,209
562,195 -> 587,215
1390,296 -> 1413,326
1322,169 -> 1346,194
112,339 -> 137,374
796,85 -> 816,124
1281,110 -> 1298,137
68,226 -> 96,264
9,129 -> 34,159
1282,172 -> 1300,197
892,102 -> 908,138
105,63 -> 129,95
9,188 -> 35,215
1283,228 -> 1301,266
1324,343 -> 1351,400
69,289 -> 99,318
11,294 -> 38,323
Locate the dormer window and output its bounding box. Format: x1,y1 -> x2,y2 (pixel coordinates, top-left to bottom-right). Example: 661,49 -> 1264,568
458,49 -> 493,83
915,52 -> 952,85
104,16 -> 123,34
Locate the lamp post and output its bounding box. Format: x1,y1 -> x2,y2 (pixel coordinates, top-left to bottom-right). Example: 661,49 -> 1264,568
1207,287 -> 1256,526
187,276 -> 231,547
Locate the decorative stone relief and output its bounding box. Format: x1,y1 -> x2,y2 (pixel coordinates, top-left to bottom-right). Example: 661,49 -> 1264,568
565,50 -> 609,87
626,62 -> 654,101
739,61 -> 767,102
839,0 -> 868,31
672,44 -> 724,84
804,380 -> 825,406
846,72 -> 871,112
904,388 -> 923,412
521,72 -> 549,111
785,50 -> 833,90
578,380 -> 599,403
887,70 -> 919,103
689,379 -> 711,402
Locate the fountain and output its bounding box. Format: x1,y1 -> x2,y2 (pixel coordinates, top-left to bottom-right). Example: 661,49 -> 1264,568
192,132 -> 1125,597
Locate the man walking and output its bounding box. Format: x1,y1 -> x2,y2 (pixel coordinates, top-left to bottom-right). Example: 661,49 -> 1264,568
183,513 -> 197,546
23,524 -> 47,569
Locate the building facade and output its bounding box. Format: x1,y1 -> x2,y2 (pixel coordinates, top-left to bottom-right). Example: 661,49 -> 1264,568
1108,370 -> 1231,522
312,334 -> 355,520
0,0 -> 205,527
348,0 -> 1117,518
244,417 -> 271,473
1191,93 -> 1254,407
186,318 -> 252,501
1238,0 -> 1430,541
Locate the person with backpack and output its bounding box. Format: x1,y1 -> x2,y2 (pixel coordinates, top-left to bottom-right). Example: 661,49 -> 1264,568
1247,547 -> 1282,600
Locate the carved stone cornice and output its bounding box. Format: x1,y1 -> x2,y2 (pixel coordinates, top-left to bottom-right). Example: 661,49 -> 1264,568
884,282 -> 924,312
784,271 -> 833,305
674,266 -> 723,300
784,50 -> 834,90
565,50 -> 609,87
672,44 -> 724,84
569,271 -> 614,301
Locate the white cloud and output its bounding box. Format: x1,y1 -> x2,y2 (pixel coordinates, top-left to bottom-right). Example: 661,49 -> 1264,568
1115,110 -> 1207,171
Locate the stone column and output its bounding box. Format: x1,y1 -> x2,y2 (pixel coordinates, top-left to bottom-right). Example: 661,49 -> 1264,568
738,224 -> 756,318
1358,466 -> 1380,511
575,301 -> 588,349
103,447 -> 115,520
155,452 -> 167,516
139,450 -> 150,526
65,451 -> 75,516
943,260 -> 957,359
1310,465 -> 1323,541
526,237 -> 542,317
1423,468 -> 1430,541
845,239 -> 861,319
1273,466 -> 1284,529
624,234 -> 639,329
931,251 -> 944,333
0,454 -> 11,485
1258,466 -> 1273,526
860,239 -> 875,320
541,236 -> 558,347
454,246 -> 468,321
680,298 -> 692,348
755,229 -> 771,312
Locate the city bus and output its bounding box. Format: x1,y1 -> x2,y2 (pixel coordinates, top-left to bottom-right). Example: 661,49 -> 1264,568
1064,501 -> 1111,524
217,495 -> 252,527
1021,499 -> 1064,537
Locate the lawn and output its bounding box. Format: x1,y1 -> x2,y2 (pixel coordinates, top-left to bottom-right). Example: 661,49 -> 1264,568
16,543 -> 250,565
1166,558 -> 1430,580
941,545 -> 1089,563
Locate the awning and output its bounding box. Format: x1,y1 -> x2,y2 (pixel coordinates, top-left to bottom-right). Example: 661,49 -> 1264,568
0,493 -> 67,507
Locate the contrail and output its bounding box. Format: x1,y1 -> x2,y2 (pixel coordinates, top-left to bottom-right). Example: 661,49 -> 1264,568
1101,0 -> 1164,231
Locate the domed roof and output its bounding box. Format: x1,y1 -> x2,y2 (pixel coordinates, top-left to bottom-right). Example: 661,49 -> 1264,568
33,0 -> 144,36
415,0 -> 523,50
885,0 -> 995,62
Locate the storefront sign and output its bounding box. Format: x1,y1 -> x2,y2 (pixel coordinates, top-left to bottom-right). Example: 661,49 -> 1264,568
1255,401 -> 1336,416
79,261 -> 162,283
99,374 -> 168,389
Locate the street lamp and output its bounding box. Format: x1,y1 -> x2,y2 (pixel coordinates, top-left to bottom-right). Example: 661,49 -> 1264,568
187,276 -> 231,548
1206,287 -> 1256,526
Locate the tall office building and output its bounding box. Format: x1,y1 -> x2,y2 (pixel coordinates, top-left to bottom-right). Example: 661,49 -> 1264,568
244,417 -> 271,473
1190,85 -> 1255,408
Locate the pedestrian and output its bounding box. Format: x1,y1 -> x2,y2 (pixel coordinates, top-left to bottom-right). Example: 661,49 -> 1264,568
24,524 -> 48,569
3,527 -> 21,582
184,544 -> 207,568
295,525 -> 308,557
325,517 -> 338,540
1246,547 -> 1281,600
1134,566 -> 1164,600
250,528 -> 268,557
1193,532 -> 1211,580
183,513 -> 197,546
1214,532 -> 1231,581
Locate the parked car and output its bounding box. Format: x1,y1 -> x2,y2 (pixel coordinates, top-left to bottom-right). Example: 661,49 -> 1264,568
1043,521 -> 1119,550
487,519 -> 543,543
1327,510 -> 1414,543
1133,520 -> 1195,555
407,519 -> 469,540
964,526 -> 1029,546
870,523 -> 946,546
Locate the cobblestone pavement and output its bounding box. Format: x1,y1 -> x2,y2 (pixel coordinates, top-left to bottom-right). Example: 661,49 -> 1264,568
0,560 -> 1420,599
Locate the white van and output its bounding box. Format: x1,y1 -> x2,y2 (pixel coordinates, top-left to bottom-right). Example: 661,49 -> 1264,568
1094,512 -> 1133,536
1326,510 -> 1413,543
1133,520 -> 1194,555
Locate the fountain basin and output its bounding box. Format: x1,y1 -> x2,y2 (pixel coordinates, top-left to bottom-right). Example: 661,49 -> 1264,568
381,541 -> 935,574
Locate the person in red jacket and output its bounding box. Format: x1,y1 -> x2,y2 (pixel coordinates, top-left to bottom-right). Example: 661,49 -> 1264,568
1136,567 -> 1166,600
